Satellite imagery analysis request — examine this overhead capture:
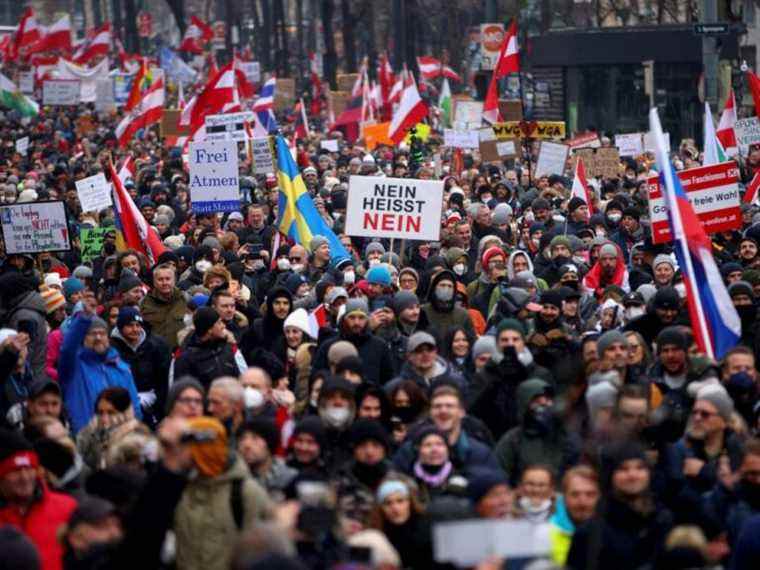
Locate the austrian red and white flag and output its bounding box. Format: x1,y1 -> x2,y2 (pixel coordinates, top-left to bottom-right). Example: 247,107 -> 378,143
115,76 -> 165,148
179,16 -> 213,54
483,20 -> 519,124
416,56 -> 462,83
73,23 -> 111,65
110,161 -> 167,264
716,90 -> 737,156
32,15 -> 72,54
571,158 -> 594,214
12,8 -> 42,60
180,63 -> 241,144
388,73 -> 428,144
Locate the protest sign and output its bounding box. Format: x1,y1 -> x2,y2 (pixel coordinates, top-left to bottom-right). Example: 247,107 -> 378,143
238,61 -> 260,84
615,133 -> 644,157
205,111 -> 255,141
328,91 -> 349,117
453,101 -> 483,130
75,173 -> 112,213
19,71 -> 34,94
15,137 -> 29,155
594,147 -> 621,178
566,132 -> 601,150
647,161 -> 741,244
499,100 -> 523,122
43,80 -> 80,106
94,78 -> 116,112
80,227 -> 109,262
0,201 -> 70,254
275,78 -> 295,110
480,23 -> 505,70
364,122 -> 393,150
496,140 -> 517,158
321,139 -> 339,152
734,117 -> 760,152
337,73 -> 359,92
434,519 -> 550,567
492,121 -> 566,140
189,140 -> 240,213
346,176 -> 444,241
113,73 -> 132,105
643,130 -> 671,153
249,137 -> 275,174
534,141 -> 569,178
160,109 -> 188,137
443,129 -> 479,149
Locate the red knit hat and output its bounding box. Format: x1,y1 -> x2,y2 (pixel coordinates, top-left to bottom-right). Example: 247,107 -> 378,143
482,246 -> 505,268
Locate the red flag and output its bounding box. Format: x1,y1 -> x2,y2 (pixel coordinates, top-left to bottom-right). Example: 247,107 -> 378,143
179,16 -> 213,54
12,8 -> 42,60
571,158 -> 594,214
747,70 -> 760,118
483,20 -> 519,124
72,23 -> 111,65
125,59 -> 150,112
294,97 -> 310,140
115,76 -> 165,148
233,53 -> 255,99
388,73 -> 428,144
744,170 -> 760,204
180,63 -> 240,143
30,15 -> 72,54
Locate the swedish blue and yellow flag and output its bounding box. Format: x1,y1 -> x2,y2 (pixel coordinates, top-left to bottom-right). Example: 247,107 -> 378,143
275,135 -> 351,264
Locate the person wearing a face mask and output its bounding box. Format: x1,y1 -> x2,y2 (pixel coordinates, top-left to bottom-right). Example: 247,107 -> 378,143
622,291 -> 647,324
177,245 -> 215,291
720,346 -> 758,426
565,197 -> 591,236
421,269 -> 476,339
316,377 -> 357,472
494,379 -> 580,488
241,287 -> 293,358
604,200 -> 625,231
611,207 -> 644,263
444,247 -> 472,285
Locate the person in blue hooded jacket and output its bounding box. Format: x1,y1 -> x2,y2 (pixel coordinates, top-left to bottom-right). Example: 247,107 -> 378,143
58,299 -> 142,433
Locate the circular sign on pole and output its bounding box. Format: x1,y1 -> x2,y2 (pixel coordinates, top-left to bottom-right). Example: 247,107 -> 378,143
480,23 -> 505,71
137,11 -> 153,38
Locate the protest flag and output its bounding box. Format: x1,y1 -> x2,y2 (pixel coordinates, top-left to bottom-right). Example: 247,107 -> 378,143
716,90 -> 737,155
31,15 -> 72,54
110,161 -> 167,264
747,70 -> 760,118
744,170 -> 760,204
649,107 -> 740,360
11,8 -> 42,60
702,102 -> 727,166
483,19 -> 519,124
180,63 -> 240,144
571,158 -> 594,215
115,75 -> 165,148
388,73 -> 428,144
0,73 -> 38,117
439,77 -> 452,128
252,77 -> 276,112
275,135 -> 350,264
179,16 -> 213,54
72,23 -> 111,65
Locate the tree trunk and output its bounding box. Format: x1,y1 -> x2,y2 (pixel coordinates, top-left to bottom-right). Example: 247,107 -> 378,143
261,0 -> 272,71
112,0 -> 123,42
123,0 -> 139,53
405,0 -> 417,75
250,0 -> 263,66
164,0 -> 186,35
321,0 -> 337,88
340,0 -> 356,72
273,0 -> 288,76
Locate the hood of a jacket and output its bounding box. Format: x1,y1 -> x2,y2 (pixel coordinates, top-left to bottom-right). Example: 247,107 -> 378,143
516,378 -> 551,421
507,250 -> 534,281
13,290 -> 47,315
427,269 -> 458,312
110,327 -> 147,351
264,286 -> 293,326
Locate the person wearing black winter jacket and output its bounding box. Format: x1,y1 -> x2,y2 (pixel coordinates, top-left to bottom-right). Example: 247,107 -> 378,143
109,307 -> 172,425
172,307 -> 245,390
240,287 -> 293,360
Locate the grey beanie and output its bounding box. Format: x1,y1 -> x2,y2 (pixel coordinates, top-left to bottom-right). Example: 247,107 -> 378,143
637,283 -> 658,303
599,243 -> 618,258
596,330 -> 629,358
653,254 -> 675,270
393,290 -> 419,313
696,384 -> 734,422
342,298 -> 369,319
472,335 -> 497,359
165,378 -> 205,415
310,235 -> 329,251
585,380 -> 619,417
365,242 -> 386,257
201,236 -> 221,250
328,340 -> 359,365
88,316 -> 108,333
73,265 -> 93,279
492,203 -> 513,225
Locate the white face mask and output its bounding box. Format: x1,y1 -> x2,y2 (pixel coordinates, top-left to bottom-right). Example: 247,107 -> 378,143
244,387 -> 264,409
322,405 -> 351,428
607,212 -> 622,223
368,258 -> 381,267
343,270 -> 355,285
183,313 -> 194,327
674,282 -> 686,298
277,258 -> 291,271
531,237 -> 541,248
251,260 -> 265,271
625,306 -> 645,321
595,229 -> 607,237
453,263 -> 466,276
195,259 -> 212,273
517,348 -> 534,367
435,285 -> 454,302
291,263 -> 305,273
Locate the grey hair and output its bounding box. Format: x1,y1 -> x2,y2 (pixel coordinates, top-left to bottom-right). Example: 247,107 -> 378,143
210,376 -> 244,404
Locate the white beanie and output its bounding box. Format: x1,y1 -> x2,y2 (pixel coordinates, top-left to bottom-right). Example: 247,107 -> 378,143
283,308 -> 313,338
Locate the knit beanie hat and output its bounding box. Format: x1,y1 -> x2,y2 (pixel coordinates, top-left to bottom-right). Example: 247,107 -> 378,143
193,306 -> 220,337
472,335 -> 497,359
728,280 -> 754,299
365,242 -> 386,257
165,378 -> 205,415
328,340 -> 359,365
696,384 -> 734,422
482,246 -> 505,269
309,235 -> 329,252
63,277 -> 85,300
116,306 -> 143,331
292,416 -> 327,449
88,316 -> 108,333
540,289 -> 563,309
349,419 -> 390,452
496,318 -> 526,338
601,440 -> 647,491
238,417 -> 280,454
596,330 -> 629,358
656,326 -> 688,352
652,287 -> 680,310
118,269 -> 143,293
599,243 -> 618,258
491,203 -> 512,225
283,308 -> 312,337
325,286 -> 349,306
73,265 -> 93,280
568,196 -> 586,213
341,298 -> 369,320
366,265 -> 392,287
467,468 -> 510,505
186,416 -> 228,478
653,254 -> 675,270
392,290 -> 419,314
399,267 -> 419,285
40,287 -> 66,314
550,235 -> 572,251
585,381 -> 619,417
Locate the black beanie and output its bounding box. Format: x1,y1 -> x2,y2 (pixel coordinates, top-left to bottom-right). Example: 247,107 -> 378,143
193,306 -> 220,337
567,196 -> 586,213
117,269 -> 142,293
292,416 -> 327,449
652,287 -> 680,311
0,526 -> 40,570
238,417 -> 280,454
349,419 -> 390,452
600,439 -> 648,491
540,289 -> 563,309
0,428 -> 33,463
34,438 -> 74,479
656,326 -> 688,352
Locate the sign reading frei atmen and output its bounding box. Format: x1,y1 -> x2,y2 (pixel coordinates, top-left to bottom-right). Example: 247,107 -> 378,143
346,176 -> 444,241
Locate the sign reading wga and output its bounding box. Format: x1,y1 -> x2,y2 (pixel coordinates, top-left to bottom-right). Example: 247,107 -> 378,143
346,176 -> 444,241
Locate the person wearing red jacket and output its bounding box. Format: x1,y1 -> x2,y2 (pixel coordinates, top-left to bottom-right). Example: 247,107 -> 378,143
0,429 -> 77,570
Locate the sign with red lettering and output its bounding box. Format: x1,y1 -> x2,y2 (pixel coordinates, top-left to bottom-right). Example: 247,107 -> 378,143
346,176 -> 444,241
647,161 -> 741,244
